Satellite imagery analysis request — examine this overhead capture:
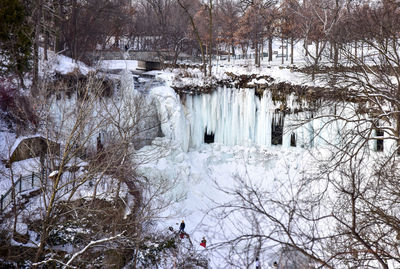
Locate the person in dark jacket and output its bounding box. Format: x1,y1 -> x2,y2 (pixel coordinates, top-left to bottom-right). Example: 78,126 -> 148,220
179,220 -> 185,233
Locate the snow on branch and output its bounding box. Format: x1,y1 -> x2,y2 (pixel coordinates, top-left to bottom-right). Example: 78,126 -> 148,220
33,231 -> 126,268
32,254 -> 77,269
63,231 -> 126,268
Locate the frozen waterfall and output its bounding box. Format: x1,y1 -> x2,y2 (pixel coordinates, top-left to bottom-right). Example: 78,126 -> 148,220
185,87 -> 276,148
183,86 -> 320,149
150,85 -> 396,154
151,86 -> 314,151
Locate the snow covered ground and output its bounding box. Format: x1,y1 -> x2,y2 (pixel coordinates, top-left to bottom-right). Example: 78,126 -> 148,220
136,140 -> 312,268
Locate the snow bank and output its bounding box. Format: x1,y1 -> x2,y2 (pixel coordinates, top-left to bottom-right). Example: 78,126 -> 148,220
40,49 -> 93,76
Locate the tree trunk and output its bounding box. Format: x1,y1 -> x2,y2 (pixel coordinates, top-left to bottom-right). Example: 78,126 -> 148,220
261,39 -> 264,62
290,38 -> 294,65
55,0 -> 64,53
205,45 -> 208,66
228,44 -> 231,62
334,42 -> 339,71
281,36 -> 284,65
354,40 -> 358,61
255,40 -> 259,66
32,0 -> 42,94
10,169 -> 17,236
304,40 -> 308,56
44,30 -> 48,61
177,0 -> 207,76
397,113 -> 400,155
33,178 -> 60,267
268,37 -> 273,62
34,152 -> 69,267
173,49 -> 179,67
72,0 -> 78,60
114,180 -> 121,204
361,41 -> 364,63
312,41 -> 319,81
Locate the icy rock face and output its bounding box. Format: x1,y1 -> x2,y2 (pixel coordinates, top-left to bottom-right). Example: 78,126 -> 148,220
183,86 -> 305,149
150,86 -> 190,152
119,69 -> 161,149
149,85 -> 321,151
149,85 -> 396,153
184,87 -> 277,148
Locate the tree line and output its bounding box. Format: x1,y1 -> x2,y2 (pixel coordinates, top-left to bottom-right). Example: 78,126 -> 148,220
2,0 -> 400,82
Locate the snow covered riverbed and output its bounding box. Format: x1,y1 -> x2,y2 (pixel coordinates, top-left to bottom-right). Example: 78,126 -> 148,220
136,140 -> 313,268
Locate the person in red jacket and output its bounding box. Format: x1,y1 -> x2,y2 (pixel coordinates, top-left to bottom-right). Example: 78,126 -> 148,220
200,237 -> 207,248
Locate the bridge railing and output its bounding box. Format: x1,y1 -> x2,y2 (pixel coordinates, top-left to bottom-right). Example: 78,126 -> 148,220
0,172 -> 42,214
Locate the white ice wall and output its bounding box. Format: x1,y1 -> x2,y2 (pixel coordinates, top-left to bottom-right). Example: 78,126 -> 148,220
182,86 -> 312,149
184,87 -> 278,148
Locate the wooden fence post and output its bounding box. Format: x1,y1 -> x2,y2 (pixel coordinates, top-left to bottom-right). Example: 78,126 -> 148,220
0,195 -> 3,213
32,172 -> 34,187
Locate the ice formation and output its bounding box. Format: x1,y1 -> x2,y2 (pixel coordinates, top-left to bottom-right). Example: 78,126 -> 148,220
150,85 -> 396,154
151,85 -> 318,150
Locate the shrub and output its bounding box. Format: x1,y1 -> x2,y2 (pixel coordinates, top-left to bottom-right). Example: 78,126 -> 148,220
0,77 -> 38,133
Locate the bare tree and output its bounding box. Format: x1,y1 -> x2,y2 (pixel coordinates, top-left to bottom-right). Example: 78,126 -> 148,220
177,0 -> 208,75
216,0 -> 240,62
211,162 -> 334,268
297,0 -> 346,80
279,0 -> 302,65
234,0 -> 277,66
2,69 -> 177,267
32,74 -> 107,266
234,0 -> 267,66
